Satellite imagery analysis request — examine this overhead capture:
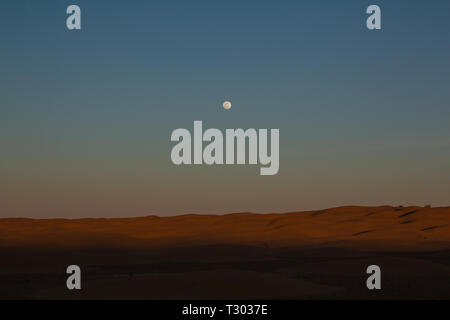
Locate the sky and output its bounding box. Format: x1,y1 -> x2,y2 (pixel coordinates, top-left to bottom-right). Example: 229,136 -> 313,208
1,0 -> 450,218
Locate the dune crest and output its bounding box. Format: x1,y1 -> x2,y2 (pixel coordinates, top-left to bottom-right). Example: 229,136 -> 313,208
1,205 -> 449,251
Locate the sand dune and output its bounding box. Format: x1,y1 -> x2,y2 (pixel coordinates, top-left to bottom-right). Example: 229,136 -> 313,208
1,206 -> 450,299
1,205 -> 449,251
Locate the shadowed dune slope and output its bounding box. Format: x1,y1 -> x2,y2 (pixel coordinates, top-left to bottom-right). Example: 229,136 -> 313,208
1,206 -> 450,251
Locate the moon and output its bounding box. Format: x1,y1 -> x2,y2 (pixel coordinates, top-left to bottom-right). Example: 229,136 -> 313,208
223,101 -> 232,110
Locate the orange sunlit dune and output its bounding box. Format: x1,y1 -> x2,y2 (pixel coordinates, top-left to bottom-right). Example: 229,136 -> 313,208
1,205 -> 449,251
2,205 -> 450,299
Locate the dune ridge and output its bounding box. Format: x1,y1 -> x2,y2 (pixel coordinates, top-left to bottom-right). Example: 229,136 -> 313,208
1,205 -> 449,251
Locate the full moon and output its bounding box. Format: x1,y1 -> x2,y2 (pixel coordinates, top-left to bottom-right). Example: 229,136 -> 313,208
223,101 -> 232,110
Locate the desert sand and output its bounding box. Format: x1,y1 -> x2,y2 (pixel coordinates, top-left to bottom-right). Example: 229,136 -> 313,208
1,205 -> 449,299
1,205 -> 449,250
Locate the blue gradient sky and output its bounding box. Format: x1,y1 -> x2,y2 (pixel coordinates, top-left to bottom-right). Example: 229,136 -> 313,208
1,1 -> 450,217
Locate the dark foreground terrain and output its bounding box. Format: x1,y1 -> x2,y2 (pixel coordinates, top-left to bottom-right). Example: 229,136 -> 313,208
1,206 -> 450,299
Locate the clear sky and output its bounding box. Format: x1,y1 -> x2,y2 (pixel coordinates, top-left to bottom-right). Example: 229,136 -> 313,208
1,0 -> 450,217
